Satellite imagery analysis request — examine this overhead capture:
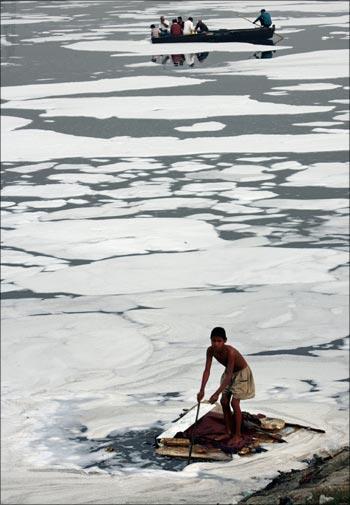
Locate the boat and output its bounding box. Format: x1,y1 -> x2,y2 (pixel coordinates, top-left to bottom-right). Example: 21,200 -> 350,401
155,401 -> 325,462
151,26 -> 275,44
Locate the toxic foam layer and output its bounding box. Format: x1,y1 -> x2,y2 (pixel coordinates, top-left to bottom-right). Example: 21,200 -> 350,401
1,76 -> 212,101
200,49 -> 349,80
175,122 -> 226,132
2,122 -> 348,161
282,162 -> 349,188
3,246 -> 346,296
65,38 -> 291,57
3,95 -> 332,120
3,218 -> 222,261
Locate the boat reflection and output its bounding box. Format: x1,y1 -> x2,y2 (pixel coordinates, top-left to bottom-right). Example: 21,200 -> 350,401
252,39 -> 276,59
151,52 -> 209,67
253,49 -> 276,59
151,41 -> 277,68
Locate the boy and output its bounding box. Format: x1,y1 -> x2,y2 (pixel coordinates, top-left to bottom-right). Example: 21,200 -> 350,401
197,327 -> 255,445
150,24 -> 159,38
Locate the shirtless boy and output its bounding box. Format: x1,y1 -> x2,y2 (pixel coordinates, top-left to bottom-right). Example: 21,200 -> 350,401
197,327 -> 255,445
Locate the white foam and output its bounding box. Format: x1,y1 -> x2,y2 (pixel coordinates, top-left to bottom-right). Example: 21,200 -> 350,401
282,162 -> 349,188
293,122 -> 343,127
1,184 -> 95,199
48,173 -> 118,184
171,161 -> 215,172
200,49 -> 349,80
1,15 -> 71,25
2,116 -> 32,131
311,128 -> 348,134
3,218 -> 222,261
175,122 -> 226,132
3,125 -> 348,161
99,182 -> 172,200
221,188 -> 277,201
273,83 -> 342,91
3,95 -> 333,120
200,165 -> 274,183
4,246 -> 346,295
177,182 -> 235,194
6,162 -> 56,173
333,112 -> 349,121
65,39 -> 291,57
236,157 -> 286,162
256,198 -> 348,211
2,76 -> 211,101
22,199 -> 68,209
268,160 -> 306,171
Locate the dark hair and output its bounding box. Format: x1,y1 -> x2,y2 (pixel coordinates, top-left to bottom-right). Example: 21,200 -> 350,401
172,18 -> 177,23
150,24 -> 155,28
210,327 -> 227,341
188,17 -> 193,21
177,16 -> 183,20
261,9 -> 266,12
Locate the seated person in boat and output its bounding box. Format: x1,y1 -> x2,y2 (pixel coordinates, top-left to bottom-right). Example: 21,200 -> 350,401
170,18 -> 183,36
197,326 -> 255,445
183,16 -> 195,35
253,8 -> 272,27
177,16 -> 185,29
159,15 -> 170,36
150,24 -> 159,38
195,19 -> 209,33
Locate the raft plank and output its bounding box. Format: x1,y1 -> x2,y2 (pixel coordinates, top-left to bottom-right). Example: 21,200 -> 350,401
155,444 -> 232,461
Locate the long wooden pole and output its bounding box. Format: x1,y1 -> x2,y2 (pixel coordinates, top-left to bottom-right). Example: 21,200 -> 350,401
187,402 -> 201,465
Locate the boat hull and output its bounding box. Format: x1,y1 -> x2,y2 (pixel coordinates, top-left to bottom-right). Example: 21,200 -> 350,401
151,26 -> 275,44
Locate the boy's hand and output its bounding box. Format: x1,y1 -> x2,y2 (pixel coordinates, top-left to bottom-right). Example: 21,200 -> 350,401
209,393 -> 219,404
197,390 -> 204,402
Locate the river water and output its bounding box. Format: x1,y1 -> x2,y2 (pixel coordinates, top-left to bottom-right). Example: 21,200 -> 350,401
1,1 -> 349,503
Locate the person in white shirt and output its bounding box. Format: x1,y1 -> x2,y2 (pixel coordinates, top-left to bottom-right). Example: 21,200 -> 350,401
159,16 -> 170,36
183,17 -> 194,35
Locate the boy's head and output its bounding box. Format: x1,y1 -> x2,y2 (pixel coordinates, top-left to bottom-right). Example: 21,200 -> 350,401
261,9 -> 266,13
210,327 -> 227,350
150,24 -> 155,28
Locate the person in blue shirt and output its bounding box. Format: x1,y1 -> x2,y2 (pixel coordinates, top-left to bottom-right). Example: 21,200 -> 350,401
253,9 -> 272,28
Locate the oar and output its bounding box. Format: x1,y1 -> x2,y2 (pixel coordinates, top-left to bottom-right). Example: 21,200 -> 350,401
187,402 -> 201,465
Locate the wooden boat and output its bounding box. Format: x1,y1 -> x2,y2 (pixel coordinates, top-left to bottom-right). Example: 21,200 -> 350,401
151,26 -> 275,44
155,401 -> 325,462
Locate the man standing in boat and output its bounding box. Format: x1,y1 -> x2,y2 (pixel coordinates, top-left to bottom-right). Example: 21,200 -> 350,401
253,8 -> 272,28
197,327 -> 255,445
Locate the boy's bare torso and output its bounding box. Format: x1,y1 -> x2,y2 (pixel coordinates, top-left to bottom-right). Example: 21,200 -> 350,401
208,344 -> 247,373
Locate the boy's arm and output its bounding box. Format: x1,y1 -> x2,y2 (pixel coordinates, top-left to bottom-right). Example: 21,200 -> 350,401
209,349 -> 235,403
197,348 -> 212,402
